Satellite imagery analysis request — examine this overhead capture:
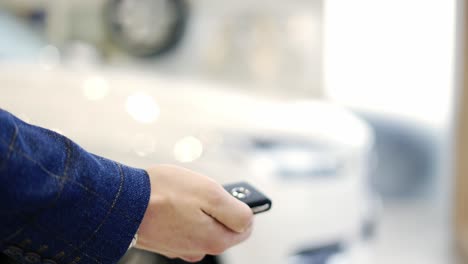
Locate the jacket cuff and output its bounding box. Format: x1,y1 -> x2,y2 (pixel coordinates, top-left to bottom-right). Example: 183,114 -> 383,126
80,160 -> 151,264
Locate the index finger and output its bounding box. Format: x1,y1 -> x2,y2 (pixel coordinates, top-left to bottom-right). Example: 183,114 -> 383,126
201,185 -> 253,233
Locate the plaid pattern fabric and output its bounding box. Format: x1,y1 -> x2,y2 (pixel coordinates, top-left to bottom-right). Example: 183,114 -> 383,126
0,109 -> 150,264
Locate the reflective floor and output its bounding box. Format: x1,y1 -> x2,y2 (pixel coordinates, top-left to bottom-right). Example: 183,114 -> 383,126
374,200 -> 454,264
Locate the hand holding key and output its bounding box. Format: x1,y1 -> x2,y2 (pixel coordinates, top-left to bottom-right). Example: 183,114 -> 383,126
136,165 -> 253,262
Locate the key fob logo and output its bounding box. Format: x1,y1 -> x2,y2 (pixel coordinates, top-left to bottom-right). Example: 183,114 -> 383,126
230,187 -> 250,199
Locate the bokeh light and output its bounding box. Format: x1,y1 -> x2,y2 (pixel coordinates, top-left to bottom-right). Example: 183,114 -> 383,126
173,136 -> 204,163
125,92 -> 160,124
82,76 -> 110,101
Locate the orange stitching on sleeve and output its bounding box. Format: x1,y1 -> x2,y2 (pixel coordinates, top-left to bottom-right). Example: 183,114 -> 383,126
30,218 -> 133,260
69,256 -> 82,264
37,244 -> 49,254
54,251 -> 65,260
3,138 -> 73,241
0,136 -> 142,225
5,226 -> 26,241
31,222 -> 107,264
19,238 -> 32,248
69,162 -> 125,260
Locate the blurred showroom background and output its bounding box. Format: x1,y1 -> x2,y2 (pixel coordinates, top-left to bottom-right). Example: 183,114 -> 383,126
0,0 -> 464,263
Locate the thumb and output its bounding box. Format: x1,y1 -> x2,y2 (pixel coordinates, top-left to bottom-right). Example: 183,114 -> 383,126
202,186 -> 253,233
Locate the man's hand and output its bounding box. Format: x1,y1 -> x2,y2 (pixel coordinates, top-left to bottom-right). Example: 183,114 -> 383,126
135,165 -> 254,262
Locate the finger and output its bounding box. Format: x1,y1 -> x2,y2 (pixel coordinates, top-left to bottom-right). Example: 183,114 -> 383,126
202,217 -> 254,255
202,184 -> 253,233
180,255 -> 206,263
228,219 -> 253,246
160,252 -> 178,259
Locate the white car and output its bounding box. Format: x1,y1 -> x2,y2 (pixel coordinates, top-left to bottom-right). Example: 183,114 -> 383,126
0,65 -> 375,264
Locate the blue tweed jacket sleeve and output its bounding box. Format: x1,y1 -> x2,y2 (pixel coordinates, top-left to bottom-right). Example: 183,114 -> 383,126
0,109 -> 151,264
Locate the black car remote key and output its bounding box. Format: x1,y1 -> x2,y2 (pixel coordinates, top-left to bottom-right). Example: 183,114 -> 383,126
223,182 -> 272,214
